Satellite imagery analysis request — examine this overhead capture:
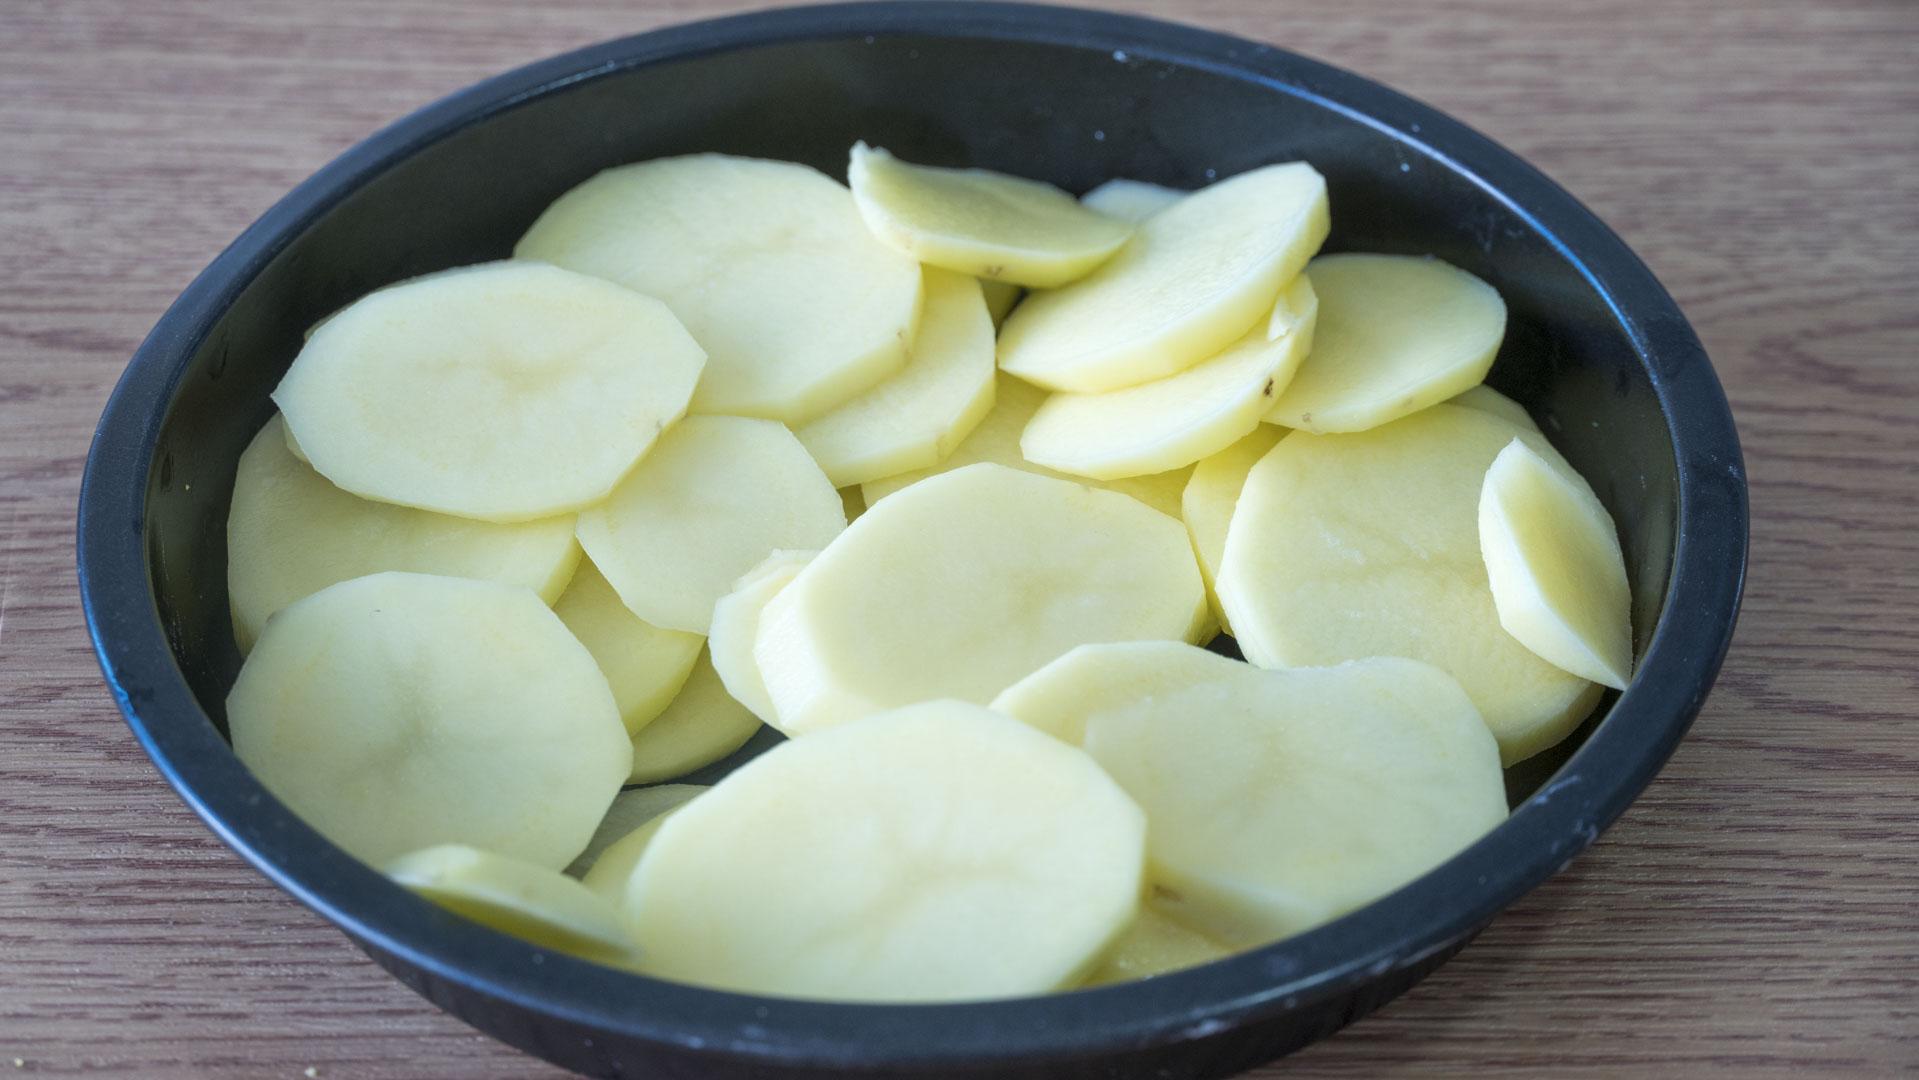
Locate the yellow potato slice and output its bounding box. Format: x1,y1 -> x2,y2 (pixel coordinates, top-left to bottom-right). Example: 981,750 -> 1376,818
990,640 -> 1248,745
998,162 -> 1329,392
1079,651 -> 1507,946
794,269 -> 996,486
226,414 -> 580,654
567,784 -> 709,879
1080,178 -> 1183,223
1480,439 -> 1633,689
228,572 -> 630,868
1217,404 -> 1601,764
709,550 -> 817,725
1264,254 -> 1505,433
552,558 -> 704,735
1081,900 -> 1231,987
1180,426 -> 1287,630
627,649 -> 763,785
516,153 -> 922,423
625,700 -> 1145,1001
385,844 -> 634,965
860,372 -> 1191,518
1449,383 -> 1538,432
576,415 -> 844,635
848,143 -> 1133,288
1019,275 -> 1316,480
980,279 -> 1022,327
274,261 -> 705,522
757,464 -> 1209,735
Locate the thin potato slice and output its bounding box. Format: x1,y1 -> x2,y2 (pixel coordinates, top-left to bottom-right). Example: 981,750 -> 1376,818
848,143 -> 1133,288
794,269 -> 996,486
1080,178 -> 1183,223
567,784 -> 709,878
628,650 -> 763,785
625,701 -> 1145,1001
990,640 -> 1248,745
1217,405 -> 1601,763
757,464 -> 1209,735
386,844 -> 635,964
1081,901 -> 1231,987
516,154 -> 922,423
1180,426 -> 1287,630
228,414 -> 580,654
274,261 -> 705,522
552,559 -> 704,735
576,415 -> 844,634
1019,275 -> 1316,480
1264,254 -> 1505,433
709,550 -> 817,724
1450,383 -> 1538,432
576,786 -> 707,903
228,572 -> 630,868
999,162 -> 1329,392
1480,439 -> 1633,689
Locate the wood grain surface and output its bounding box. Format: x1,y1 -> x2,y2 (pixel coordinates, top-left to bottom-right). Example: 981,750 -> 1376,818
3,0 -> 1915,1076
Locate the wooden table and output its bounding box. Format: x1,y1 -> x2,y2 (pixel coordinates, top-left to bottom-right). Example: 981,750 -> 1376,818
3,1 -> 1914,1076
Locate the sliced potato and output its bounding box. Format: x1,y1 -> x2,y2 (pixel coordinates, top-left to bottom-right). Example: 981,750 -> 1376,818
860,372 -> 1190,518
1217,404 -> 1601,763
1450,383 -> 1538,432
576,415 -> 844,634
625,700 -> 1145,1001
998,162 -> 1329,393
709,550 -> 817,724
1019,274 -> 1316,480
1180,425 -> 1287,629
386,844 -> 634,964
990,640 -> 1248,745
576,786 -> 707,902
1264,254 -> 1505,433
552,559 -> 704,735
274,261 -> 705,522
567,784 -> 709,879
227,414 -> 580,654
1080,178 -> 1183,223
848,143 -> 1133,288
628,649 -> 763,785
980,279 -> 1022,327
1480,438 -> 1633,689
1081,900 -> 1231,986
516,154 -> 922,423
794,269 -> 996,486
228,572 -> 630,868
757,464 -> 1209,735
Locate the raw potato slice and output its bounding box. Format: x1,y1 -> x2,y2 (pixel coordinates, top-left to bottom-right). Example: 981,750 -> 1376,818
1080,652 -> 1507,946
794,269 -> 996,486
228,572 -> 630,868
980,279 -> 1022,327
567,784 -> 709,878
227,415 -> 580,654
1450,383 -> 1538,432
1264,254 -> 1505,433
1082,901 -> 1231,986
860,372 -> 1190,519
628,650 -> 763,784
516,154 -> 922,423
1020,275 -> 1317,480
552,559 -> 703,735
757,464 -> 1209,735
625,700 -> 1146,1001
1479,439 -> 1633,689
274,261 -> 705,522
1216,404 -> 1601,763
709,550 -> 817,724
1181,425 -> 1287,629
576,415 -> 845,634
1080,178 -> 1183,223
990,640 -> 1249,745
848,143 -> 1133,288
999,162 -> 1329,393
386,844 -> 635,964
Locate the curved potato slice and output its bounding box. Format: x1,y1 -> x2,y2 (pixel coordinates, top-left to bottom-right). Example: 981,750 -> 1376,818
567,784 -> 709,879
849,143 -> 1132,288
274,261 -> 705,522
575,785 -> 708,902
552,558 -> 704,735
990,640 -> 1248,745
1449,383 -> 1539,432
625,700 -> 1145,1001
709,550 -> 817,725
628,649 -> 763,785
1081,900 -> 1231,987
386,844 -> 634,964
1180,426 -> 1287,630
1080,178 -> 1183,223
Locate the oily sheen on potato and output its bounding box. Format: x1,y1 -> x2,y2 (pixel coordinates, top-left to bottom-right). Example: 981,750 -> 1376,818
386,844 -> 636,965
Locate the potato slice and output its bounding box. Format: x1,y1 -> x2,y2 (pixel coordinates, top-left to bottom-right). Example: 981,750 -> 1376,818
385,844 -> 634,964
625,700 -> 1145,1001
1217,405 -> 1601,764
990,640 -> 1248,745
1180,426 -> 1286,630
998,162 -> 1329,393
980,279 -> 1022,327
516,153 -> 922,423
567,784 -> 709,879
1450,383 -> 1539,432
227,414 -> 580,654
848,143 -> 1133,288
1019,275 -> 1316,480
576,415 -> 844,634
1080,178 -> 1183,223
794,269 -> 996,486
757,464 -> 1208,735
552,559 -> 704,735
1263,254 -> 1505,433
709,550 -> 817,724
228,572 -> 630,868
860,372 -> 1190,519
628,649 -> 763,785
1480,438 -> 1633,689
1082,900 -> 1231,987
274,261 -> 705,522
